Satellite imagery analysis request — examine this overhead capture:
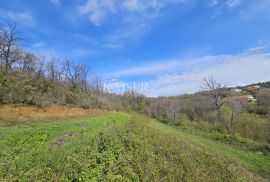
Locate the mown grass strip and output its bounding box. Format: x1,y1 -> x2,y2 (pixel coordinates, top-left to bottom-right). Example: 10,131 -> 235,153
135,113 -> 270,179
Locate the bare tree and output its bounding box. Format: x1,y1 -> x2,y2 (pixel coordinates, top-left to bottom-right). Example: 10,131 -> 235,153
226,99 -> 244,133
170,99 -> 181,125
63,59 -> 76,88
76,64 -> 89,93
20,51 -> 36,73
0,23 -> 21,71
35,56 -> 46,78
46,58 -> 60,83
63,60 -> 89,92
202,76 -> 225,124
91,75 -> 103,95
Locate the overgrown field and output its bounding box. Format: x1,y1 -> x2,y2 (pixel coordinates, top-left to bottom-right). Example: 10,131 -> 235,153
0,110 -> 269,181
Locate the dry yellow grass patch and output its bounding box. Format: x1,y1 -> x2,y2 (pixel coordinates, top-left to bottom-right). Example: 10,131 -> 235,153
0,104 -> 107,126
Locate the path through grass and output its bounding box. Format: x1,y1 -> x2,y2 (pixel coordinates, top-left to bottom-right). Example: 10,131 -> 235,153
136,113 -> 270,180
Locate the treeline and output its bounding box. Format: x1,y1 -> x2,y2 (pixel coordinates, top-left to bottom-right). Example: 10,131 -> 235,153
142,93 -> 270,142
0,24 -> 150,111
0,23 -> 148,112
139,78 -> 270,144
0,23 -> 110,108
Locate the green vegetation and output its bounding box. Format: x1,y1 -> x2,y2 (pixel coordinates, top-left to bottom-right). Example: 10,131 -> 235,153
1,112 -> 269,181
0,112 -> 130,181
144,115 -> 270,179
178,114 -> 270,155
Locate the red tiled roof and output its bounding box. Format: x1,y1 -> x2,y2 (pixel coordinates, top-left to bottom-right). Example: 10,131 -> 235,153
224,95 -> 254,102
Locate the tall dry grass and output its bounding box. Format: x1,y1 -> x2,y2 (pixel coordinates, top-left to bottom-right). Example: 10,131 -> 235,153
0,104 -> 107,126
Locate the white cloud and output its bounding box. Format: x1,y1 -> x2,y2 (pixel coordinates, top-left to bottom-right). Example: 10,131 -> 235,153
78,0 -> 116,26
123,0 -> 163,12
0,11 -> 35,27
78,0 -> 189,48
110,52 -> 270,97
226,0 -> 242,9
123,0 -> 143,11
248,46 -> 267,53
78,0 -> 186,26
50,0 -> 60,6
111,55 -> 232,77
101,20 -> 150,48
210,0 -> 270,20
247,41 -> 270,53
148,53 -> 270,96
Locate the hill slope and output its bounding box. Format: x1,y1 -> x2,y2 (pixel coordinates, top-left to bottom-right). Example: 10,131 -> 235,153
0,111 -> 269,181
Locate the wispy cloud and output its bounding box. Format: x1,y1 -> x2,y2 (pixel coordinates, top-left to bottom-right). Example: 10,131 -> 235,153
247,41 -> 270,53
26,40 -> 93,59
123,0 -> 164,12
101,20 -> 150,49
110,54 -> 233,78
239,1 -> 270,21
208,0 -> 270,21
78,0 -> 116,26
147,53 -> 270,96
78,0 -> 189,49
78,0 -> 186,26
0,10 -> 35,27
110,50 -> 270,96
248,46 -> 267,53
50,0 -> 61,6
226,0 -> 242,9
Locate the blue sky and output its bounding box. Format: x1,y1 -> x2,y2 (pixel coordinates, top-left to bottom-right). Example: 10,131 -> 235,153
1,0 -> 270,96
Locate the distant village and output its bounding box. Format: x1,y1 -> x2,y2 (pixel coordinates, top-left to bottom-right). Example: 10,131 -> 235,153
225,84 -> 267,104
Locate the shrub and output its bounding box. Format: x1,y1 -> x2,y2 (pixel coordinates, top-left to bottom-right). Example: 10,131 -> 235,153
234,113 -> 269,142
247,103 -> 268,116
180,119 -> 214,132
176,113 -> 191,126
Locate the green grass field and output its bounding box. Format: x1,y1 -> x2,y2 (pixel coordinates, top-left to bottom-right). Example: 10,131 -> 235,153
0,112 -> 269,181
134,114 -> 270,180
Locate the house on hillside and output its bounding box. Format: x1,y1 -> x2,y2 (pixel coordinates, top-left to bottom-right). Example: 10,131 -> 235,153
231,88 -> 242,93
245,85 -> 261,91
224,95 -> 256,103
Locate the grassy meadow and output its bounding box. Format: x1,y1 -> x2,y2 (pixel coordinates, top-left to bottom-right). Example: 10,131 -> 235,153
0,105 -> 269,181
